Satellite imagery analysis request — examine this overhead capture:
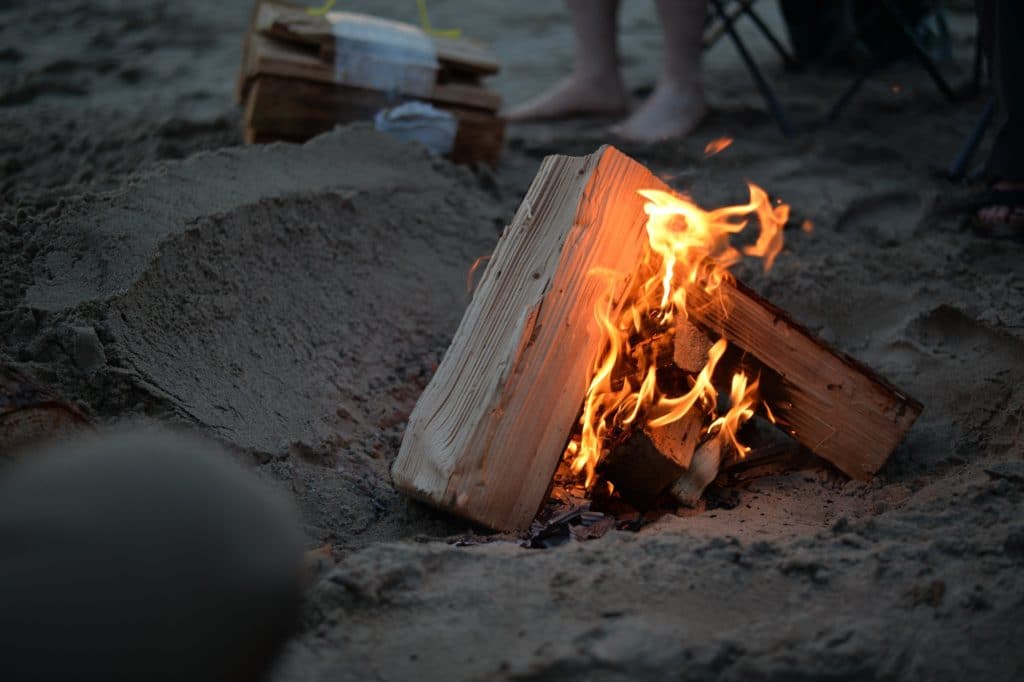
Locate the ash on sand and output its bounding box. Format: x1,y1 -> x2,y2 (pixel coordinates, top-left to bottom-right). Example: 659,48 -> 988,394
2,1 -> 1024,681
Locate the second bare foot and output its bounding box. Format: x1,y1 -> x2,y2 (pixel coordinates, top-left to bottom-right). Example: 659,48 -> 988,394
504,74 -> 629,122
610,82 -> 707,142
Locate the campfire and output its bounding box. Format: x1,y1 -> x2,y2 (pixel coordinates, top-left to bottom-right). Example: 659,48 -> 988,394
392,146 -> 922,532
562,180 -> 786,511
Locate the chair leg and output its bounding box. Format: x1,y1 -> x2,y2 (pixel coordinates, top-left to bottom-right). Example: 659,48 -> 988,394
883,0 -> 956,102
735,0 -> 799,70
826,68 -> 873,123
709,0 -> 797,136
947,97 -> 996,182
704,1 -> 798,68
703,1 -> 747,50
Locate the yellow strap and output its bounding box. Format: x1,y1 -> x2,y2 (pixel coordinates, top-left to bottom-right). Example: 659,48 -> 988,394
306,0 -> 336,16
417,0 -> 461,38
307,1 -> 461,38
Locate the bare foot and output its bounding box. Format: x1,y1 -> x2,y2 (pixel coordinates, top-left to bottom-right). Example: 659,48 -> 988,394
977,181 -> 1024,227
610,81 -> 707,142
504,73 -> 628,122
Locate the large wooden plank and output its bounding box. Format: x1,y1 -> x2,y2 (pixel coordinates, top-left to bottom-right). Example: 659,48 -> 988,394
391,147 -> 655,530
243,75 -> 504,165
430,81 -> 502,113
241,33 -> 501,112
686,277 -> 922,480
254,1 -> 500,77
244,75 -> 391,135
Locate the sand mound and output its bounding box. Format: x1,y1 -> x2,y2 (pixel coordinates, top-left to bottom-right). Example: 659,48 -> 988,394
3,127 -> 502,544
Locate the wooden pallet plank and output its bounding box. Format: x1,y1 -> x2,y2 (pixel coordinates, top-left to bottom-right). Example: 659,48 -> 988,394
242,33 -> 501,111
243,75 -> 504,164
254,1 -> 500,77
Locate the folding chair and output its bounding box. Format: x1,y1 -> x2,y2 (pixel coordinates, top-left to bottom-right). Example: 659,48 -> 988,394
947,12 -> 992,183
824,0 -> 957,122
703,0 -> 958,134
947,97 -> 995,182
703,0 -> 798,137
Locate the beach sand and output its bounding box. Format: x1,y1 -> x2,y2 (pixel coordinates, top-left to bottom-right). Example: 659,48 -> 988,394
1,1 -> 1022,679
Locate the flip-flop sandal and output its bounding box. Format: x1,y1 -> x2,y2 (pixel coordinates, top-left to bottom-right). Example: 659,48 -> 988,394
963,188 -> 1024,238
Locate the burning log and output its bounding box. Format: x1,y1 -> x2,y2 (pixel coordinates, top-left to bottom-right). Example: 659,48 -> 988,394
598,319 -> 716,508
606,316 -> 713,389
673,318 -> 715,373
392,147 -> 656,530
683,277 -> 921,480
598,411 -> 704,509
391,145 -> 922,531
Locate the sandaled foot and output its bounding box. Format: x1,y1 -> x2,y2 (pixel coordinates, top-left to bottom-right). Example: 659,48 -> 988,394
972,181 -> 1024,234
505,74 -> 629,121
609,81 -> 707,142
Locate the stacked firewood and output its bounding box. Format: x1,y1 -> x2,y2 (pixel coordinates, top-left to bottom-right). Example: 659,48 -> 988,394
390,146 -> 923,532
237,1 -> 505,164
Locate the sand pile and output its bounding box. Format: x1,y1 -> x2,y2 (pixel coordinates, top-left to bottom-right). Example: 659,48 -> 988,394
2,126 -> 503,544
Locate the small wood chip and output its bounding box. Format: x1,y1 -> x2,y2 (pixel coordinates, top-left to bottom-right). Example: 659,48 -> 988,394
670,438 -> 723,507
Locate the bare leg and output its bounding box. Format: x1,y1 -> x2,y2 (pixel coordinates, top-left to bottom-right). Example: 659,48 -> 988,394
612,0 -> 707,142
505,0 -> 628,121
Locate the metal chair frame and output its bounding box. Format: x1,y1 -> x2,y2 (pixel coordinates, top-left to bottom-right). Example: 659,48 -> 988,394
704,0 -> 797,136
703,0 -> 960,135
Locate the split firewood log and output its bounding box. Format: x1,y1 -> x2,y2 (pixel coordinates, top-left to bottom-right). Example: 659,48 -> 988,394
598,410 -> 705,509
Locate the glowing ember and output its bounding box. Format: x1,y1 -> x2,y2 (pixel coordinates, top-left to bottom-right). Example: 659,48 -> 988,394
466,255 -> 491,294
703,136 -> 734,157
567,184 -> 790,487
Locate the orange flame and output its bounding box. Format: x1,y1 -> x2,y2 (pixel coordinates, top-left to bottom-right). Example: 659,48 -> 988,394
708,371 -> 759,456
703,136 -> 734,157
466,255 -> 491,294
567,184 -> 789,487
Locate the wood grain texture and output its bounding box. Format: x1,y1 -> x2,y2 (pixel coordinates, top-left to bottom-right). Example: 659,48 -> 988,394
447,105 -> 506,166
242,75 -> 504,165
244,75 -> 391,135
254,1 -> 501,77
391,146 -> 656,530
430,82 -> 502,114
686,277 -> 923,480
241,33 -> 501,111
